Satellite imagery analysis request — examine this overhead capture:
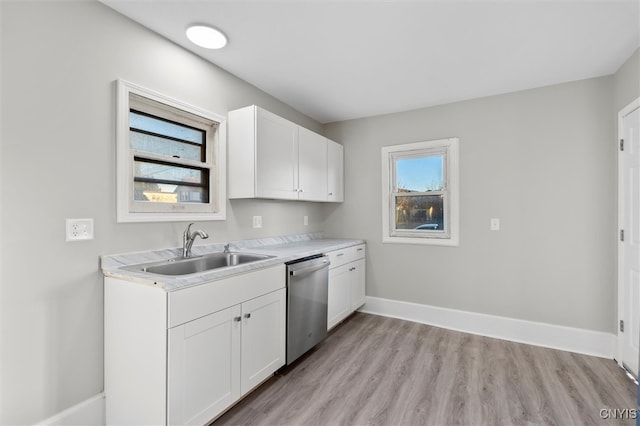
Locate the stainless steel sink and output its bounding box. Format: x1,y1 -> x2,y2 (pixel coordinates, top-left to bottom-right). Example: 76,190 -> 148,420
123,252 -> 275,276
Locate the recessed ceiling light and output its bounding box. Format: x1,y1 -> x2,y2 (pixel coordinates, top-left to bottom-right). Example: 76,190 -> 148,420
186,25 -> 227,49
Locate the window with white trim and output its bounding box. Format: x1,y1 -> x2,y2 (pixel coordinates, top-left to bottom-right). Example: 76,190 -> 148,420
381,138 -> 459,246
116,79 -> 226,223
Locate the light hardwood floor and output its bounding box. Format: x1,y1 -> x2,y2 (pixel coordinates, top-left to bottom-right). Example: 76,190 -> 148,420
214,312 -> 637,426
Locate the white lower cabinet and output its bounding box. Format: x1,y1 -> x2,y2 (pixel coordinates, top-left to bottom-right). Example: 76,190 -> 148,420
168,305 -> 240,426
349,259 -> 366,311
328,265 -> 352,329
327,244 -> 366,330
240,289 -> 286,394
105,264 -> 286,426
168,289 -> 285,425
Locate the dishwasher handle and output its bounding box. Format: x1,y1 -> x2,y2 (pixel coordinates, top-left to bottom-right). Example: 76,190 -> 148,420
289,260 -> 330,277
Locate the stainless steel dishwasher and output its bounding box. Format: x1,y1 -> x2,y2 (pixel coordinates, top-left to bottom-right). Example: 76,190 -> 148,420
286,254 -> 330,365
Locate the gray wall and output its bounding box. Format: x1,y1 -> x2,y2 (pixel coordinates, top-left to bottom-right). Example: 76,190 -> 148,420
614,48 -> 639,113
0,1 -> 327,424
324,76 -> 618,334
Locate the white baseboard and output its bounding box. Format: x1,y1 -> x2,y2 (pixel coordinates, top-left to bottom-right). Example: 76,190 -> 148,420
360,296 -> 616,359
36,393 -> 105,426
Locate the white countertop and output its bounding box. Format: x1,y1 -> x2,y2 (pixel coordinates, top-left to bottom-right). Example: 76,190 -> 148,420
101,233 -> 365,291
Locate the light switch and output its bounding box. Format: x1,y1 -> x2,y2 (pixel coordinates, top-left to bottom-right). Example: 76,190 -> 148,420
304,215 -> 309,226
490,218 -> 500,231
253,216 -> 262,228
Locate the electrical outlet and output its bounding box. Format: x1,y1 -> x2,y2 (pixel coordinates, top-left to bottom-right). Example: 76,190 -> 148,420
66,218 -> 94,241
304,215 -> 309,226
490,218 -> 500,231
253,215 -> 262,229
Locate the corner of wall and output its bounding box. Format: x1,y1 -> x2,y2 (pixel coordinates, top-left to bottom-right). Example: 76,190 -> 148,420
614,48 -> 640,112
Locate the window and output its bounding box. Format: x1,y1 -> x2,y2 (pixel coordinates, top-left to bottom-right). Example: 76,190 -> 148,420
116,79 -> 226,222
381,138 -> 459,246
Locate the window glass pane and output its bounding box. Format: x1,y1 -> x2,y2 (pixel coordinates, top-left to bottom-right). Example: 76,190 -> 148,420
134,159 -> 205,185
134,182 -> 208,204
396,155 -> 443,192
130,111 -> 204,144
130,131 -> 202,162
395,195 -> 444,232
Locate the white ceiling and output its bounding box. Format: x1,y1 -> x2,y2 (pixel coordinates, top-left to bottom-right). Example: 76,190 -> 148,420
101,0 -> 639,124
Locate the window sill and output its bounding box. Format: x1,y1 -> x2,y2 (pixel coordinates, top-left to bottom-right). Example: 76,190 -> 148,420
117,210 -> 226,223
382,235 -> 459,247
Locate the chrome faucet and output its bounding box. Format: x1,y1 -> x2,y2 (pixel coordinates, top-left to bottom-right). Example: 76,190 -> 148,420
182,223 -> 209,258
223,243 -> 231,253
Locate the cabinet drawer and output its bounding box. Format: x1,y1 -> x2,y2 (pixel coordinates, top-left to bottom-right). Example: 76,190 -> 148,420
327,248 -> 350,269
351,244 -> 366,261
168,264 -> 285,328
327,244 -> 366,269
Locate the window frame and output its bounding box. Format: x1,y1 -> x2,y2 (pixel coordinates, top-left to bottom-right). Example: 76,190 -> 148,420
116,79 -> 226,223
381,138 -> 459,246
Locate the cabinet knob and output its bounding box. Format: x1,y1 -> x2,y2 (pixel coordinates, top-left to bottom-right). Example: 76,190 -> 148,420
234,316 -> 241,322
328,192 -> 333,196
244,313 -> 252,319
350,267 -> 356,271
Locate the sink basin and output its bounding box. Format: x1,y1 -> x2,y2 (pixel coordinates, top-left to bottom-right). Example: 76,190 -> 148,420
124,252 -> 275,276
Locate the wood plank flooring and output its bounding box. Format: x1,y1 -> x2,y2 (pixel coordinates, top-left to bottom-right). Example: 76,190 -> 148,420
214,312 -> 637,426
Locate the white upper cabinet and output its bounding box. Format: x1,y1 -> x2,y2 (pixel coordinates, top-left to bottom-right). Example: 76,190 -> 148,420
228,106 -> 297,199
255,108 -> 299,199
298,126 -> 328,201
327,140 -> 344,202
228,105 -> 343,202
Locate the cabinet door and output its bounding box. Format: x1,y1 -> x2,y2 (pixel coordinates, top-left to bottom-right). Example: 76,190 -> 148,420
241,289 -> 286,395
298,127 -> 328,201
327,140 -> 344,202
255,108 -> 299,199
328,264 -> 352,330
168,305 -> 241,425
350,259 -> 366,311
